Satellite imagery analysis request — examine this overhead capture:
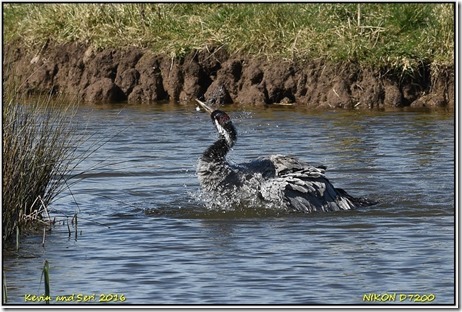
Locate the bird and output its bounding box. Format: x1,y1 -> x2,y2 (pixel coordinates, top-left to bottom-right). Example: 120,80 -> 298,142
195,99 -> 376,213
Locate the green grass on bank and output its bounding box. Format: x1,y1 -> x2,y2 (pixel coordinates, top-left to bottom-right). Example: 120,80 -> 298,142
3,3 -> 454,69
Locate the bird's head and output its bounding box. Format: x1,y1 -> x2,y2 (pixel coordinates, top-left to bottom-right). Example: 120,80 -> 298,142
211,110 -> 237,147
196,99 -> 237,147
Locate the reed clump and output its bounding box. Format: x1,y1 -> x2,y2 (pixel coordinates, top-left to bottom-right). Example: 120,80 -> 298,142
2,89 -> 78,244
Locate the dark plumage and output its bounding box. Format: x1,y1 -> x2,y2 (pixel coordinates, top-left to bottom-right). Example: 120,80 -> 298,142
196,99 -> 375,213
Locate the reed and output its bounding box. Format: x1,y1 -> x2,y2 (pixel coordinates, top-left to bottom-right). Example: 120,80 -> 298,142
2,272 -> 7,304
2,87 -> 79,244
42,260 -> 50,304
3,3 -> 454,69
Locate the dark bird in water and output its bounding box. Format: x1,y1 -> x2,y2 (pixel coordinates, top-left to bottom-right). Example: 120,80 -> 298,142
195,99 -> 375,213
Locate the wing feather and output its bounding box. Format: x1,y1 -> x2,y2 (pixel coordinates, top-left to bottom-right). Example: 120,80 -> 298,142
258,155 -> 355,212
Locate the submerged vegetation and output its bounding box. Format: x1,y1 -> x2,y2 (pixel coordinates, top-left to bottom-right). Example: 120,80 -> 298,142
3,3 -> 454,69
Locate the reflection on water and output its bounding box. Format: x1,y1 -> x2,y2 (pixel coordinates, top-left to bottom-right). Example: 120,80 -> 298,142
3,104 -> 454,305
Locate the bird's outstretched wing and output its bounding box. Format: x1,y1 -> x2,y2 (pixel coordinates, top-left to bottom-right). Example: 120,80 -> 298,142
259,155 -> 355,212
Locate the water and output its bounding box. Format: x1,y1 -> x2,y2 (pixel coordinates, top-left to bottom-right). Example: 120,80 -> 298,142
3,105 -> 454,305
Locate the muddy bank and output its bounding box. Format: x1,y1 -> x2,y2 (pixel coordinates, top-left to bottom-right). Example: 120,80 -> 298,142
3,42 -> 454,110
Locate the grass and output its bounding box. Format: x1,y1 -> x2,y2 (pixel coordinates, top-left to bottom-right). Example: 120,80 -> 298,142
2,3 -> 454,69
2,85 -> 79,244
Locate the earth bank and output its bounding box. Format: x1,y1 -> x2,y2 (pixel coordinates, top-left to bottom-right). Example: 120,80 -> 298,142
4,42 -> 454,110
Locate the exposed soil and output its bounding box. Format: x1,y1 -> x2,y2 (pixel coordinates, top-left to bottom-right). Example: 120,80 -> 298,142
3,41 -> 454,110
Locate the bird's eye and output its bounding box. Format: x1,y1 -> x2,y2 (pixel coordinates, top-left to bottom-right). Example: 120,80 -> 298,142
219,114 -> 230,124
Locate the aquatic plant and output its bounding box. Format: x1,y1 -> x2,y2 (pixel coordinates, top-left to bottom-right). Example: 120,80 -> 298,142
2,89 -> 78,244
42,260 -> 50,304
2,272 -> 7,304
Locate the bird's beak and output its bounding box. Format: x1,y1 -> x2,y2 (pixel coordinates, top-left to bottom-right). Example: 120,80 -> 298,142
195,99 -> 214,113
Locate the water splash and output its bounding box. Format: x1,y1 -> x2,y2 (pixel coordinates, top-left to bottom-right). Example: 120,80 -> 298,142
144,177 -> 293,219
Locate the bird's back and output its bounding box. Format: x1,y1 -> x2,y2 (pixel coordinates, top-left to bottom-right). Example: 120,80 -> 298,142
257,155 -> 357,212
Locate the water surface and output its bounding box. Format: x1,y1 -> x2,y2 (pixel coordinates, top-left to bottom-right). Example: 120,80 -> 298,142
3,105 -> 454,305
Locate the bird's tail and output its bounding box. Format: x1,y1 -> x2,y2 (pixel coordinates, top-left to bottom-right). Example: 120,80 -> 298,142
336,188 -> 378,207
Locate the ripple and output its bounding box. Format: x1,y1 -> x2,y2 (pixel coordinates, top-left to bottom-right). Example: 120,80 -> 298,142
3,107 -> 454,305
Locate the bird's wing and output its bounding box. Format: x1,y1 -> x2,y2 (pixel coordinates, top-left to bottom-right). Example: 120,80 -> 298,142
269,155 -> 326,177
259,155 -> 354,212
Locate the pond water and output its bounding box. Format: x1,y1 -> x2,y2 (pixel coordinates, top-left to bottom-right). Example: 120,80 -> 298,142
3,104 -> 455,305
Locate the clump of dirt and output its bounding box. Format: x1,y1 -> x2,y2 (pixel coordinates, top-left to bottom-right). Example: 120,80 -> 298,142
3,41 -> 454,110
